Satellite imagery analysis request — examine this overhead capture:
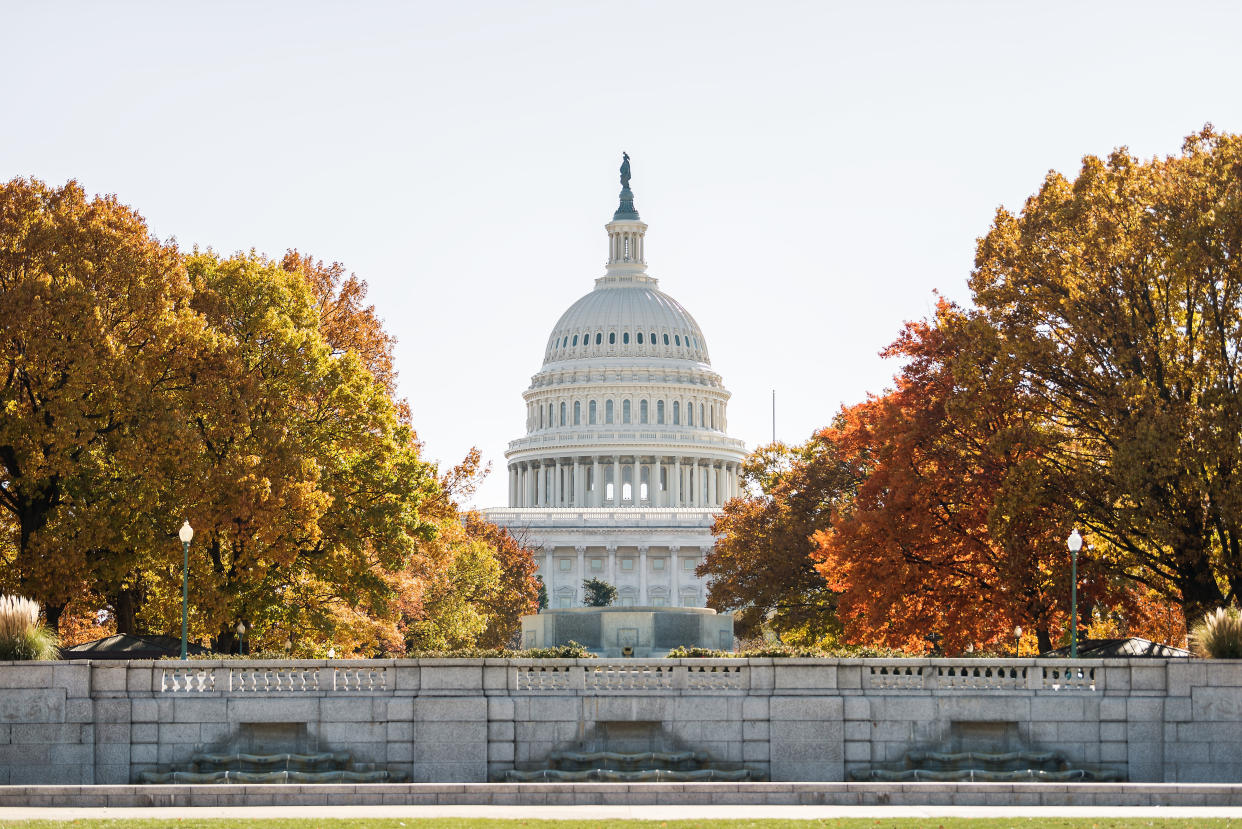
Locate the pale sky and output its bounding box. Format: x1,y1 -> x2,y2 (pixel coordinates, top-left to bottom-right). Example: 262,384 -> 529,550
5,1 -> 1242,508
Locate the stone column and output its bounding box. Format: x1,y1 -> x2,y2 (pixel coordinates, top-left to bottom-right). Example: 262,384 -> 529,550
670,545 -> 681,607
573,457 -> 583,507
612,456 -> 622,507
576,545 -> 586,605
654,459 -> 664,508
526,464 -> 535,507
639,544 -> 648,604
552,459 -> 560,507
672,457 -> 682,507
592,457 -> 603,507
607,543 -> 617,588
535,462 -> 544,506
708,461 -> 718,506
543,545 -> 555,600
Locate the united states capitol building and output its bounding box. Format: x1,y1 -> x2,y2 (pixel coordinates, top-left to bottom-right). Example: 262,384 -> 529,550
485,156 -> 747,609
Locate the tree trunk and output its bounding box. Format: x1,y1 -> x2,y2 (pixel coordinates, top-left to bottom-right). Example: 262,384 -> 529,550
1036,627 -> 1052,654
113,588 -> 140,635
44,601 -> 66,634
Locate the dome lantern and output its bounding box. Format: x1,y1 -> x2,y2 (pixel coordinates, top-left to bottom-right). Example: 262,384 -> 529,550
605,153 -> 649,279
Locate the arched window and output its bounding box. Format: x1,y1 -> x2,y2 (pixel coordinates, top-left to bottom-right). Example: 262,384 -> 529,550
657,400 -> 665,424
637,332 -> 643,344
560,402 -> 566,426
623,332 -> 630,344
549,404 -> 555,427
640,400 -> 648,424
663,333 -> 669,345
622,399 -> 631,424
609,332 -> 616,345
596,333 -> 602,345
622,481 -> 632,501
605,400 -> 614,424
688,404 -> 694,427
673,401 -> 680,425
572,334 -> 578,346
574,400 -> 581,425
675,335 -> 681,346
589,400 -> 597,425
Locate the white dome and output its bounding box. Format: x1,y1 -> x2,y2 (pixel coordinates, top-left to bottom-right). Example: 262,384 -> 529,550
542,276 -> 709,366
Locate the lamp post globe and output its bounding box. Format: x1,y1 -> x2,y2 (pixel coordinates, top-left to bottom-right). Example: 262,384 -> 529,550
1014,625 -> 1023,658
178,521 -> 193,660
1067,529 -> 1083,658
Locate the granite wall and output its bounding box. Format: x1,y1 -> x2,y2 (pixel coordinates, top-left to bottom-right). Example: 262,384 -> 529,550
0,657 -> 1237,785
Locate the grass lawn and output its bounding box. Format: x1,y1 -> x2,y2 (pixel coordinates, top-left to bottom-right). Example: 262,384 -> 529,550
2,820 -> 1241,828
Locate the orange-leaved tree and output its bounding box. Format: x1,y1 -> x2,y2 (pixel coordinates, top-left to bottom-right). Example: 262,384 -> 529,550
699,439 -> 854,642
812,301 -> 1178,653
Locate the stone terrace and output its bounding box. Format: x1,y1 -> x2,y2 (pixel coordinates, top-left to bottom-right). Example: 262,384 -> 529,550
0,657 -> 1236,785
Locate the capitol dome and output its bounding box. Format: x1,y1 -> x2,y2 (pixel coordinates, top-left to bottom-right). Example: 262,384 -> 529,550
486,156 -> 747,612
542,278 -> 710,366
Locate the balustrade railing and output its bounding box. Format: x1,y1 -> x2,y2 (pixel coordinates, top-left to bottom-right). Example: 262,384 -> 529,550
156,659 -> 1104,695
866,661 -> 1102,692
158,664 -> 388,694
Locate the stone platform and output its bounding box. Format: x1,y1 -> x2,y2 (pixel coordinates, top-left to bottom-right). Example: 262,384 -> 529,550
4,782 -> 1242,808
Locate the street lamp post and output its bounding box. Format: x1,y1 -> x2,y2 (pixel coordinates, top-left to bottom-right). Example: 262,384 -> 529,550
1067,529 -> 1083,658
178,521 -> 194,660
1014,625 -> 1023,658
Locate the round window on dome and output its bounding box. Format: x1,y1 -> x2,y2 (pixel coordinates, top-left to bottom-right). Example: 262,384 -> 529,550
609,332 -> 616,345
675,335 -> 681,346
663,334 -> 669,345
596,333 -> 602,345
650,332 -> 656,344
572,334 -> 578,346
637,332 -> 643,344
623,332 -> 630,344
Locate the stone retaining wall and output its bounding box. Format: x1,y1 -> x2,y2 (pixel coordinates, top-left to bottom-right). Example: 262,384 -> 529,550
0,658 -> 1237,785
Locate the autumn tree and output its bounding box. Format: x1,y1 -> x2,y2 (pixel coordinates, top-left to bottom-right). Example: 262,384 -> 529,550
971,127 -> 1242,625
463,511 -> 539,648
811,302 -> 1149,653
699,439 -> 853,641
161,250 -> 438,652
0,178 -> 202,630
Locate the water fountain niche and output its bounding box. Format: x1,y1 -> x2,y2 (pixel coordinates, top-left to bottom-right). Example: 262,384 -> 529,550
137,722 -> 406,784
848,720 -> 1124,783
501,720 -> 765,782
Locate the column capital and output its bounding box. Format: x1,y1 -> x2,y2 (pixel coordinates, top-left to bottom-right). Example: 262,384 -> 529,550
605,543 -> 618,553
668,545 -> 680,554
574,545 -> 587,555
543,544 -> 556,555
637,544 -> 649,554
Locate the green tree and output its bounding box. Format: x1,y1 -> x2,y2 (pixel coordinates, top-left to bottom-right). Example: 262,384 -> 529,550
582,578 -> 617,607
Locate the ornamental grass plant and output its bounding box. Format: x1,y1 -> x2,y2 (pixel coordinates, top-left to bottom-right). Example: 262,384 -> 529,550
1190,606 -> 1242,658
0,594 -> 59,661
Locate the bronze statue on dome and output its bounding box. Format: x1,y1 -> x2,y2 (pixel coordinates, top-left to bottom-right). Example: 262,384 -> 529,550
620,153 -> 631,189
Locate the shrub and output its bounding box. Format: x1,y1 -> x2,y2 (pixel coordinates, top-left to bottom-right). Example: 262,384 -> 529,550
0,595 -> 59,661
1191,606 -> 1242,658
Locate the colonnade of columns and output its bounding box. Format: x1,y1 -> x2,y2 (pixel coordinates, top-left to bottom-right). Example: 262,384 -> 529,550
540,543 -> 710,607
509,456 -> 742,509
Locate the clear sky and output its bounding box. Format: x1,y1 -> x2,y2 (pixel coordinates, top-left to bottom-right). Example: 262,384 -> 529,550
5,1 -> 1242,508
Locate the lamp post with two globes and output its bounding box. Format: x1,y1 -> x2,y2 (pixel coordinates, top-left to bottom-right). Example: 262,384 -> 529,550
1067,529 -> 1083,658
178,520 -> 194,660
